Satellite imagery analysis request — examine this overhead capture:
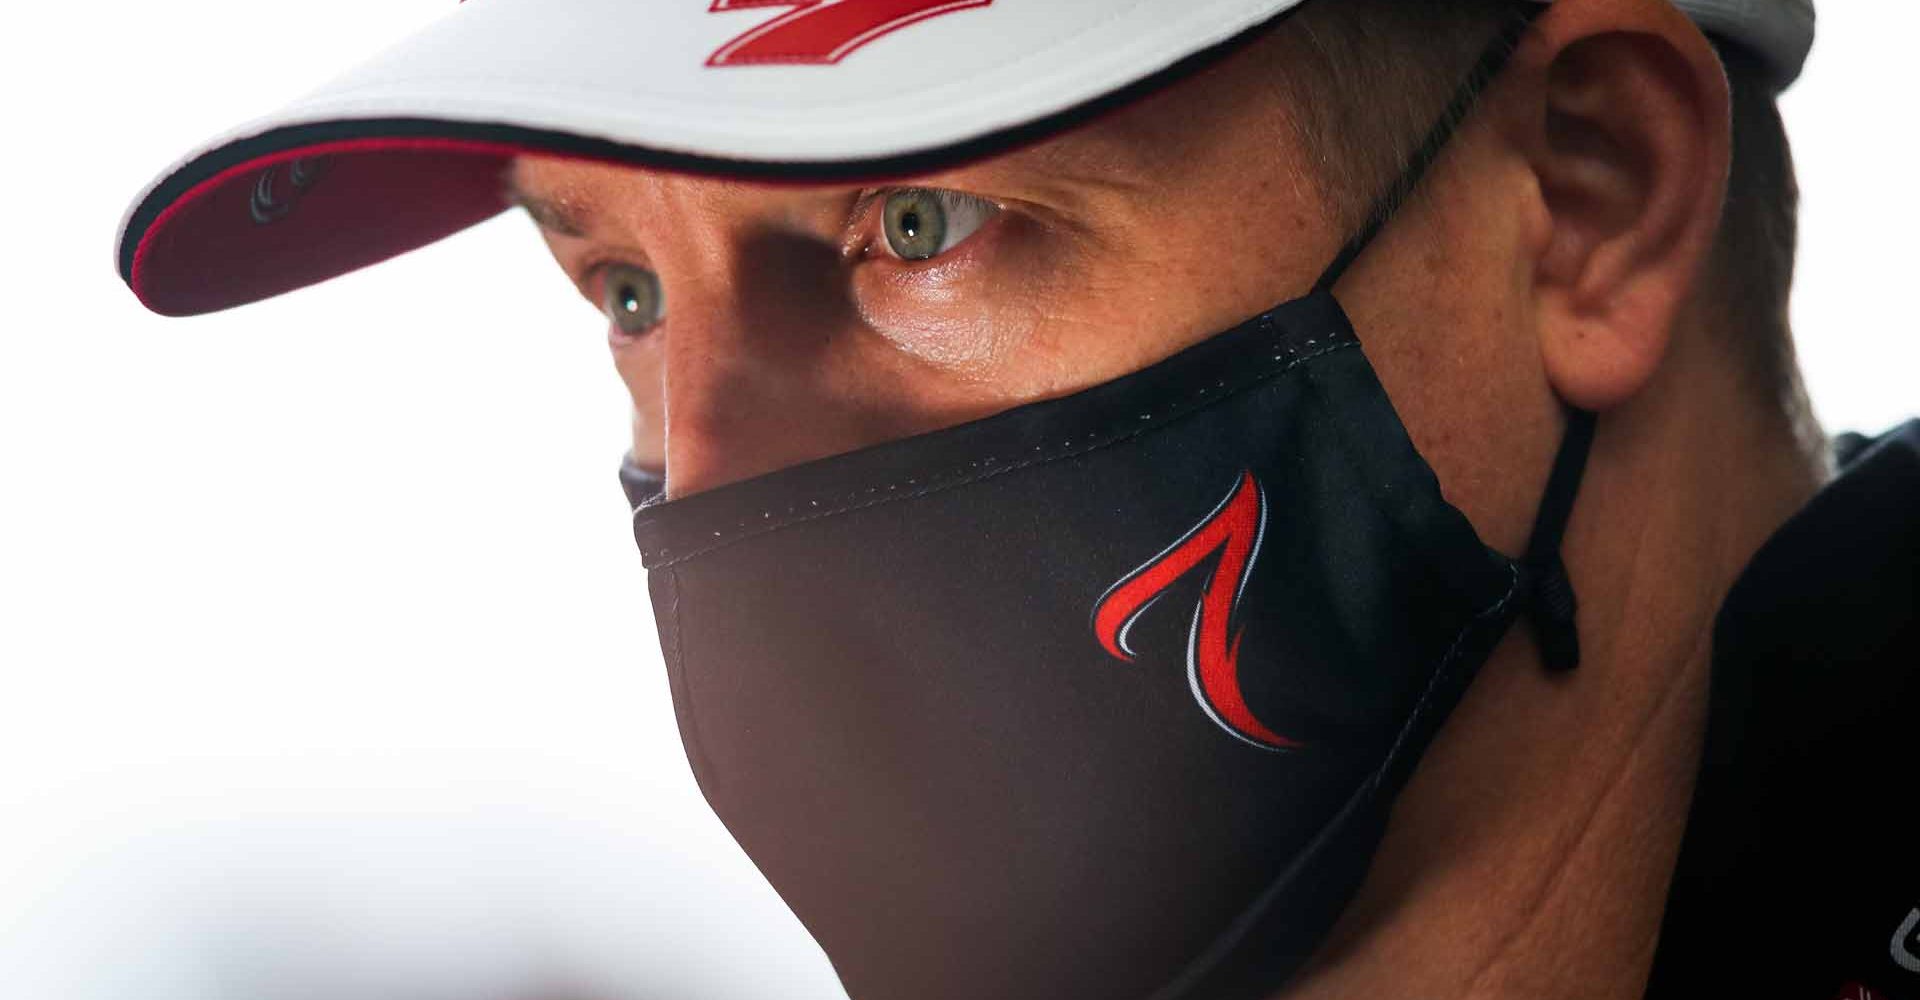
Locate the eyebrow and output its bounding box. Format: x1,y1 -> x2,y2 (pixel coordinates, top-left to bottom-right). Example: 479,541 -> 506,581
500,167 -> 591,239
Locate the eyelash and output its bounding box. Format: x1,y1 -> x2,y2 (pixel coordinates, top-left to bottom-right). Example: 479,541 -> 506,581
579,254 -> 628,308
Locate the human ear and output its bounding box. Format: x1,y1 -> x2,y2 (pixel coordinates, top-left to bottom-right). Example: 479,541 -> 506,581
1515,0 -> 1732,411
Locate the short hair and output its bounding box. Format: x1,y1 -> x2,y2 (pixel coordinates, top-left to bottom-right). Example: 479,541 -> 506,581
1265,0 -> 1808,423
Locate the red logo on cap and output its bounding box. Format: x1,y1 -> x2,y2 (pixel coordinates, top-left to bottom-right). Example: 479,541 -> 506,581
707,0 -> 992,66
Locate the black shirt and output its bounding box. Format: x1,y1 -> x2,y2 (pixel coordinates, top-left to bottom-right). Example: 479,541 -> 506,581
1647,421 -> 1920,1000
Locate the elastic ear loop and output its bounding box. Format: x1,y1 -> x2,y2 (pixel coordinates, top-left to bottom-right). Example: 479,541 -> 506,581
1311,3 -> 1542,294
1311,2 -> 1594,670
1518,408 -> 1596,670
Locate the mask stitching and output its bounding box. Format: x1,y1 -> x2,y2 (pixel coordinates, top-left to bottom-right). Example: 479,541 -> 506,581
1140,565 -> 1519,1000
662,565 -> 717,784
642,336 -> 1357,567
1372,561 -> 1520,787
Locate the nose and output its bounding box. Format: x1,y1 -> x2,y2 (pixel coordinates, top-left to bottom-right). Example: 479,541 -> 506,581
658,227 -> 870,498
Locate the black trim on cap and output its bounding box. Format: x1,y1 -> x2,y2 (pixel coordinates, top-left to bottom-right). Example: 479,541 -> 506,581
119,2 -> 1307,287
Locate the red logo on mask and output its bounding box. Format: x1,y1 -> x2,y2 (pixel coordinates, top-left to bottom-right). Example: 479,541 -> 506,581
706,0 -> 993,67
1093,472 -> 1301,751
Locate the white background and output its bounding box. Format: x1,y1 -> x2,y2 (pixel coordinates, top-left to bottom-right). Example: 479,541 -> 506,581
1,4 -> 1913,999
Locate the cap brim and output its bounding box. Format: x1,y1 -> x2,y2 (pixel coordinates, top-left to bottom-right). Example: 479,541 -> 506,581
116,0 -> 1314,316
116,0 -> 1813,317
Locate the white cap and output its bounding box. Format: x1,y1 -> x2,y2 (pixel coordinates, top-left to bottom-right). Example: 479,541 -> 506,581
115,0 -> 1814,317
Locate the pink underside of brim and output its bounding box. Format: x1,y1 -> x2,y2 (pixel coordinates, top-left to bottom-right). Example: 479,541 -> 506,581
129,136 -> 539,316
125,128 -> 1060,316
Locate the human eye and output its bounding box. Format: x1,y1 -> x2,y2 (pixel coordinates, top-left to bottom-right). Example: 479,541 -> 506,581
588,260 -> 665,338
872,187 -> 1001,262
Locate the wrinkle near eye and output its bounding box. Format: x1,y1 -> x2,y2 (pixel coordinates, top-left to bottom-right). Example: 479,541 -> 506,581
866,303 -> 1008,370
850,212 -> 1056,376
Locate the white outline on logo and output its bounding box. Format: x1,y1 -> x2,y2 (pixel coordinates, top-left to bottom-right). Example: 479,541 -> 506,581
1893,907 -> 1920,975
1094,473 -> 1285,752
1182,478 -> 1273,752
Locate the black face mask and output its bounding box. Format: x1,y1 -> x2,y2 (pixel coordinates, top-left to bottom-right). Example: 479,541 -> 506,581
620,11 -> 1587,999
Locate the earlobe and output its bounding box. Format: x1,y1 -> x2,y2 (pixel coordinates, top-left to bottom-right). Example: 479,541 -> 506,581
1520,3 -> 1732,412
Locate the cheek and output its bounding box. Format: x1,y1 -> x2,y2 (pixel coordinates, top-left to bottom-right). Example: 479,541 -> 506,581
611,333 -> 666,464
1335,169 -> 1561,557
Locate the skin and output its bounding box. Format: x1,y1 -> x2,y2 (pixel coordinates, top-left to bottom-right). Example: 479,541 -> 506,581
509,0 -> 1827,995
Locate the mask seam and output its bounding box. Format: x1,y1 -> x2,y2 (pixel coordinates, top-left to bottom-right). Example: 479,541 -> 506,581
643,338 -> 1358,568
1141,560 -> 1520,1000
1372,561 -> 1520,784
663,565 -> 716,783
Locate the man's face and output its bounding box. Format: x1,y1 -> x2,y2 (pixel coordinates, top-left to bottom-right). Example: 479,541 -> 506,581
506,33 -> 1365,498
487,7 -> 1761,992
507,26 -> 1557,561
